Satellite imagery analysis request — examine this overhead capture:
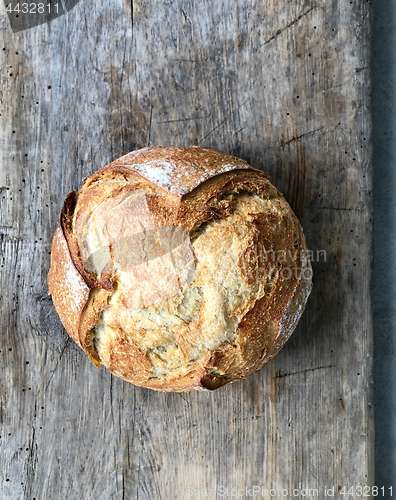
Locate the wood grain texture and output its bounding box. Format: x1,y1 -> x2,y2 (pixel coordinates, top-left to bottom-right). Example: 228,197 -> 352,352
0,0 -> 373,498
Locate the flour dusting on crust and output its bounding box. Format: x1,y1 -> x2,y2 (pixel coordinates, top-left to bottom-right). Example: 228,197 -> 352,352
48,224 -> 90,345
115,147 -> 258,196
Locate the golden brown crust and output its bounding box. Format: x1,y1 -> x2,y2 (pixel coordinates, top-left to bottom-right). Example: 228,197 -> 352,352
90,146 -> 264,198
47,221 -> 90,348
78,289 -> 111,368
48,146 -> 312,391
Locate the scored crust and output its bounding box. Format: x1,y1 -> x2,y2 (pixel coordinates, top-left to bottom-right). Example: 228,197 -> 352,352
48,146 -> 312,391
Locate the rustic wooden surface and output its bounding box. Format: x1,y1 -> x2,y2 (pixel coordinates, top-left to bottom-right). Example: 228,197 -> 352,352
0,0 -> 373,498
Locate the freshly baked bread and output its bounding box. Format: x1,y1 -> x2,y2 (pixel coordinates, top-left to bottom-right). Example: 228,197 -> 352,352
48,146 -> 312,391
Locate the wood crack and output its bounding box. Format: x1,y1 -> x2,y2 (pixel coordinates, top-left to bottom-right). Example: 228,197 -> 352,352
157,115 -> 207,124
281,126 -> 324,147
273,364 -> 335,379
258,5 -> 316,49
197,98 -> 250,145
130,0 -> 133,42
147,105 -> 153,146
306,205 -> 366,212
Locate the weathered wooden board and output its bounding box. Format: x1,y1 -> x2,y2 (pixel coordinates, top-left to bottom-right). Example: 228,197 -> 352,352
0,0 -> 373,498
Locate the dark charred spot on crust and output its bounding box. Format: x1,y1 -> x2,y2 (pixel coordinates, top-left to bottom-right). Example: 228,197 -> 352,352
60,190 -> 77,239
207,207 -> 223,219
259,348 -> 267,360
60,191 -> 98,290
200,372 -> 229,390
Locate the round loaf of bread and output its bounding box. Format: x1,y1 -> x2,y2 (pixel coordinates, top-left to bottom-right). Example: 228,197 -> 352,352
48,146 -> 312,391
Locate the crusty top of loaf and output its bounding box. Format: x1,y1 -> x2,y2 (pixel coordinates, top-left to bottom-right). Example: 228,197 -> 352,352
48,146 -> 312,391
93,146 -> 262,197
